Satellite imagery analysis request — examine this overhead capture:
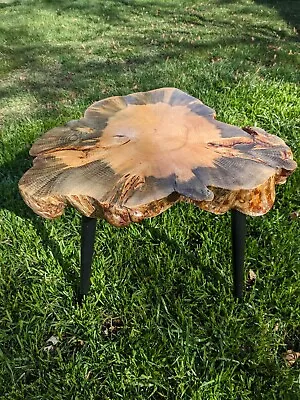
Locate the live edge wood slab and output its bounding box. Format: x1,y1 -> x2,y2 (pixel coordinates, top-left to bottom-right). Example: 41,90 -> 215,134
19,88 -> 297,227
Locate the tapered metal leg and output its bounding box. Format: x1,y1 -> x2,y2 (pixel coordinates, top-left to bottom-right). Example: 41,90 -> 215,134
79,216 -> 97,304
231,210 -> 246,299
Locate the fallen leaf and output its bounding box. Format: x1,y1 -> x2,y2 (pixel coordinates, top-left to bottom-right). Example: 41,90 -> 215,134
282,349 -> 300,367
43,335 -> 59,352
246,269 -> 257,290
47,335 -> 59,345
102,318 -> 124,338
67,336 -> 84,347
290,211 -> 299,220
85,371 -> 92,380
267,45 -> 281,51
210,56 -> 223,63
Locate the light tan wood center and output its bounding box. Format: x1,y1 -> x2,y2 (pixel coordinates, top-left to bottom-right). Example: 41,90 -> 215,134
96,103 -> 222,180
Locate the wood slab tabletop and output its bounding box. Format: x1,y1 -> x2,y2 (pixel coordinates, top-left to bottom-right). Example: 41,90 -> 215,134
19,88 -> 297,227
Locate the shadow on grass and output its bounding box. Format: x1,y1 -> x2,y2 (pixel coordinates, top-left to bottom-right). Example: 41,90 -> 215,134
43,0 -> 300,31
0,0 -> 299,123
0,150 -> 80,297
254,0 -> 300,33
0,0 -> 20,8
218,0 -> 300,33
43,0 -> 131,23
148,223 -> 233,298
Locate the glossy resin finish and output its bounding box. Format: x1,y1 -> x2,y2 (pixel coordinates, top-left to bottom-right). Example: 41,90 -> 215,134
19,88 -> 297,226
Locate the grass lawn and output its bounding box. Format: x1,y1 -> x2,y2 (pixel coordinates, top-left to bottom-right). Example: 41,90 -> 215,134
0,0 -> 300,398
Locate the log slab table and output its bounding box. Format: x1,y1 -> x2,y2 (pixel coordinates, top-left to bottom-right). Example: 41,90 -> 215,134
18,88 -> 297,302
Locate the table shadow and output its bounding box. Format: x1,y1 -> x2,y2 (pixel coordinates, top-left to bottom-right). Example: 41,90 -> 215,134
0,148 -> 79,299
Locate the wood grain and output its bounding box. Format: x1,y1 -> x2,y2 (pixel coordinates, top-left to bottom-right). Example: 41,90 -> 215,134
19,88 -> 297,226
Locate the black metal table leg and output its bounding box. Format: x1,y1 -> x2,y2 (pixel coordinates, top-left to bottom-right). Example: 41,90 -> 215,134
78,216 -> 97,304
231,210 -> 246,299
